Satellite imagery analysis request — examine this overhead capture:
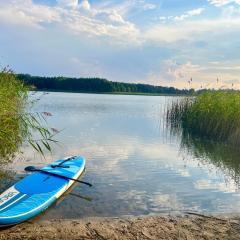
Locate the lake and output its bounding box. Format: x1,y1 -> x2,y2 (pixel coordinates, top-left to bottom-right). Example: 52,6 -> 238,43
2,92 -> 240,219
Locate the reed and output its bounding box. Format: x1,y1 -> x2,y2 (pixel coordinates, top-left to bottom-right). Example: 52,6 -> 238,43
0,70 -> 28,160
0,70 -> 56,162
166,91 -> 240,147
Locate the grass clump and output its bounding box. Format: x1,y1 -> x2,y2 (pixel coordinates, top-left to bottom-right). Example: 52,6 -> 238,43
166,91 -> 240,147
0,69 -> 56,163
0,70 -> 28,160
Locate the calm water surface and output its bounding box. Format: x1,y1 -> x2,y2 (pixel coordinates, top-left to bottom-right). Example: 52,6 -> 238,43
3,92 -> 240,219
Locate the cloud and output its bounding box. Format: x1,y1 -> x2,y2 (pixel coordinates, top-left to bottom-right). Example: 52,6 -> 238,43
0,0 -> 61,27
208,0 -> 240,6
167,61 -> 202,80
78,0 -> 91,11
3,1 -> 236,46
142,59 -> 240,89
66,15 -> 139,44
0,0 -> 240,89
158,8 -> 205,22
142,3 -> 157,11
57,0 -> 79,8
108,10 -> 125,23
150,61 -> 204,88
145,17 -> 240,42
174,8 -> 205,21
0,0 -> 139,43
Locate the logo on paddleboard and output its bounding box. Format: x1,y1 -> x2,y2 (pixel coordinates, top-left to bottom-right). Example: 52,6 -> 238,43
0,187 -> 19,206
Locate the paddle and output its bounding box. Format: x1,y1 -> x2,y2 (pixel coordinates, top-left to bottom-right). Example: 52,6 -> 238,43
25,166 -> 92,187
51,156 -> 76,169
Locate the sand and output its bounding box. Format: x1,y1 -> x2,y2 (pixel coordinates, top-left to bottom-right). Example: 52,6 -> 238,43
0,215 -> 240,240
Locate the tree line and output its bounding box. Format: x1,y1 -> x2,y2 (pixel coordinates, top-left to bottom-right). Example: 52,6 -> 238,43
18,74 -> 191,95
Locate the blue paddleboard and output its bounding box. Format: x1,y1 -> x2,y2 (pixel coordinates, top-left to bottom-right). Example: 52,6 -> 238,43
0,156 -> 85,226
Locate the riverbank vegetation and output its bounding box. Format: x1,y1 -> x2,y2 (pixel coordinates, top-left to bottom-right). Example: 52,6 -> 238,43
18,74 -> 192,95
166,91 -> 240,147
0,70 -> 55,162
0,70 -> 28,160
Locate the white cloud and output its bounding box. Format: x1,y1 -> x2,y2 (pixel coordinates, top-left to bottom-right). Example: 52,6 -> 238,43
158,8 -> 205,22
174,8 -> 205,21
0,0 -> 61,27
145,17 -> 240,43
78,0 -> 90,11
186,8 -> 205,17
208,0 -> 240,6
4,1 -> 238,47
0,0 -> 139,44
142,3 -> 157,11
188,8 -> 205,15
159,16 -> 166,21
57,0 -> 79,8
108,10 -> 125,23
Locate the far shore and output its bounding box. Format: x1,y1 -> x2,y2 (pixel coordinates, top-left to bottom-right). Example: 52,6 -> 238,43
32,89 -> 188,97
1,215 -> 240,240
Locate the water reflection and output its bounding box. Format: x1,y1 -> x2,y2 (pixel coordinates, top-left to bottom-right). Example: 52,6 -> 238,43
2,93 -> 240,218
180,131 -> 240,189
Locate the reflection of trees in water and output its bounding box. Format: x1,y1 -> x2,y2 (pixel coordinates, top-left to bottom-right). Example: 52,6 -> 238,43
179,129 -> 240,188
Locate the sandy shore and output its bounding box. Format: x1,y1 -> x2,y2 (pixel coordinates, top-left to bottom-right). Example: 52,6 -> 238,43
1,215 -> 240,240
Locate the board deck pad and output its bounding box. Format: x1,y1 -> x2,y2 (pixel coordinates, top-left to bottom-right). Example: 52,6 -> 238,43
0,156 -> 85,226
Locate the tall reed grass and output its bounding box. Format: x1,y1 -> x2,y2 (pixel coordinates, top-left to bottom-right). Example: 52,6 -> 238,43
0,70 -> 28,160
0,70 -> 56,163
166,91 -> 240,147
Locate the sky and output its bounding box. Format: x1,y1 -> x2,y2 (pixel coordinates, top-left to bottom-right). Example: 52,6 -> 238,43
0,0 -> 240,89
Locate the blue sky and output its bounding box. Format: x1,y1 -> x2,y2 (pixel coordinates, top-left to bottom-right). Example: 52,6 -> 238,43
0,0 -> 240,88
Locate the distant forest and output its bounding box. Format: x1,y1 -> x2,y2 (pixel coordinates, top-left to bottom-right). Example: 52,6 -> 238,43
18,74 -> 191,95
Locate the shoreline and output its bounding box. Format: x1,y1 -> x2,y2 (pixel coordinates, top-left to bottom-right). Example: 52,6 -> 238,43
31,89 -> 187,97
1,215 -> 240,240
